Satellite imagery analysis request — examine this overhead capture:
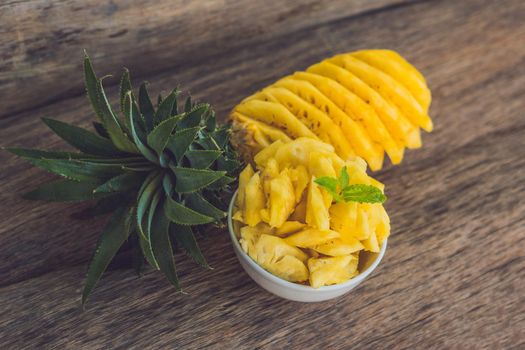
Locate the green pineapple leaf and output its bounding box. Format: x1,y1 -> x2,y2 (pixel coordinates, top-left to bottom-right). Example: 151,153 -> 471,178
171,167 -> 226,193
166,127 -> 200,162
138,82 -> 155,132
177,103 -> 208,129
147,116 -> 179,156
184,193 -> 226,220
136,171 -> 162,241
94,172 -> 147,193
83,53 -> 138,154
119,68 -> 132,115
23,179 -> 105,202
171,224 -> 209,268
42,118 -> 121,157
164,196 -> 215,225
82,204 -> 134,305
151,206 -> 180,289
125,92 -> 159,164
185,150 -> 222,169
154,89 -> 179,125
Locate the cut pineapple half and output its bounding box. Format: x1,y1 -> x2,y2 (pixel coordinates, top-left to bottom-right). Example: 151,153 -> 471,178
230,49 -> 432,170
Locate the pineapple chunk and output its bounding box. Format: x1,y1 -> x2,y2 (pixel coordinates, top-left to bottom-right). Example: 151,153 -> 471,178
236,164 -> 254,211
275,221 -> 306,236
285,228 -> 339,248
308,255 -> 358,288
244,172 -> 266,226
376,205 -> 391,244
269,170 -> 296,227
313,238 -> 364,256
254,140 -> 284,168
256,234 -> 308,263
252,234 -> 309,282
288,165 -> 309,203
329,201 -> 358,237
239,226 -> 261,257
306,179 -> 330,230
266,255 -> 309,282
362,231 -> 380,253
274,137 -> 334,168
353,206 -> 372,240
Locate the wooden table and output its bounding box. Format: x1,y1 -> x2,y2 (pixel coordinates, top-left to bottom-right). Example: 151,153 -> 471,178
1,0 -> 524,348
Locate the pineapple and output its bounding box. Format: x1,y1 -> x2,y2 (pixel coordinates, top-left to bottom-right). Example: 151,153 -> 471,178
6,53 -> 240,305
231,49 -> 433,171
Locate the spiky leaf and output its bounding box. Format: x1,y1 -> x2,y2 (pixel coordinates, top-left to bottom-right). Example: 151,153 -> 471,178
166,127 -> 200,162
147,116 -> 179,156
23,179 -> 105,202
171,167 -> 226,193
125,92 -> 159,164
82,204 -> 134,305
151,204 -> 180,289
42,118 -> 121,157
185,150 -> 222,169
139,82 -> 155,132
94,172 -> 147,193
178,103 -> 208,129
84,53 -> 137,153
184,193 -> 225,220
171,224 -> 209,268
154,90 -> 179,125
136,171 -> 162,241
164,196 -> 215,225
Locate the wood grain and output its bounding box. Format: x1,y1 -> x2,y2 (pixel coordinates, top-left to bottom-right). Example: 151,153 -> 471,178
1,0 -> 524,348
0,0 -> 405,119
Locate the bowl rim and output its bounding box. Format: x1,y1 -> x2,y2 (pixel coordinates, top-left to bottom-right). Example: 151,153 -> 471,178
227,190 -> 387,292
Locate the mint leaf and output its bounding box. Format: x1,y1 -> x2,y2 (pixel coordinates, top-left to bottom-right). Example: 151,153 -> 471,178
314,176 -> 338,194
339,166 -> 349,189
342,184 -> 386,204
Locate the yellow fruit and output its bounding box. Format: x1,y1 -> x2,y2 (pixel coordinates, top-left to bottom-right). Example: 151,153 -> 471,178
235,100 -> 318,140
273,77 -> 384,171
244,172 -> 266,226
273,137 -> 334,168
235,164 -> 255,219
305,179 -> 330,230
288,165 -> 309,203
254,139 -> 285,168
230,49 -> 433,170
289,196 -> 307,223
313,238 -> 364,256
293,71 -> 403,165
275,221 -> 307,236
329,54 -> 432,132
351,50 -> 431,112
253,234 -> 308,282
308,61 -> 420,150
268,170 -> 296,228
285,228 -> 339,248
308,255 -> 358,288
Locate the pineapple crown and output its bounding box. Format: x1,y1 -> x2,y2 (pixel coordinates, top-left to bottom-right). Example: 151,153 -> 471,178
6,52 -> 240,305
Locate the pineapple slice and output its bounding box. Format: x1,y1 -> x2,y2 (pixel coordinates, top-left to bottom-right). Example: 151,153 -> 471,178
275,221 -> 306,236
308,152 -> 336,208
253,234 -> 308,282
329,201 -> 358,237
234,164 -> 255,222
285,228 -> 339,248
268,170 -> 296,228
308,255 -> 358,288
244,172 -> 266,226
239,226 -> 261,257
313,238 -> 364,256
376,205 -> 391,244
274,137 -> 334,169
288,165 -> 309,203
305,179 -> 330,230
254,139 -> 284,168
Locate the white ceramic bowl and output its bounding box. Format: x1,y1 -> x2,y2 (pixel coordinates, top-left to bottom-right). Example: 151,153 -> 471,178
228,192 -> 388,302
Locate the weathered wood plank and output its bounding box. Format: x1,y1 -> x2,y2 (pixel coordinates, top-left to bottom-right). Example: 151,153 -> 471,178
0,0 -> 405,118
0,0 -> 524,348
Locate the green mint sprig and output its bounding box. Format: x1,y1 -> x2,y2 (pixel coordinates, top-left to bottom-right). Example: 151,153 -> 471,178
314,166 -> 386,204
